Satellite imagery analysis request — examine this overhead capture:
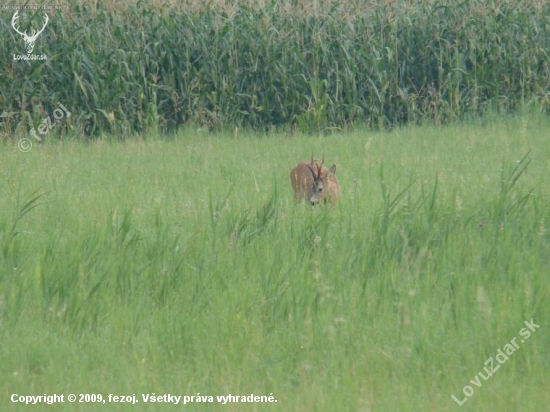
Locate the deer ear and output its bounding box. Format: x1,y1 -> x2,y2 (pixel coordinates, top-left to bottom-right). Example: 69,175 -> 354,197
328,164 -> 336,176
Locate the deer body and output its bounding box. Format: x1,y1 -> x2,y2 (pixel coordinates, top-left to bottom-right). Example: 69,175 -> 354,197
290,157 -> 340,205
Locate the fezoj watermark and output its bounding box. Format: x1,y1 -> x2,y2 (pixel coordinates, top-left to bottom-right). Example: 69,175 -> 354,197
18,102 -> 71,152
451,319 -> 540,406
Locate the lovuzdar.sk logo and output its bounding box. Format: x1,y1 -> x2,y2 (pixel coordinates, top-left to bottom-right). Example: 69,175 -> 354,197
11,10 -> 49,61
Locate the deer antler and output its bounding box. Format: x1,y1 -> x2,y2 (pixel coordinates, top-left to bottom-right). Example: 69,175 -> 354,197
29,12 -> 49,41
317,154 -> 325,175
11,11 -> 26,37
306,164 -> 317,179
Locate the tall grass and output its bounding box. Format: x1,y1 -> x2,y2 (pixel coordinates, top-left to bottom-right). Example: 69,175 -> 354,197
1,0 -> 549,137
1,114 -> 549,410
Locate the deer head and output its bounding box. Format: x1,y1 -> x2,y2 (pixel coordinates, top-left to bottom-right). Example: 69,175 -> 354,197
12,11 -> 49,55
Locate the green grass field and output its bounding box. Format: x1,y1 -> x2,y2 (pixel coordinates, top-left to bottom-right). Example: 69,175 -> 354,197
1,113 -> 549,411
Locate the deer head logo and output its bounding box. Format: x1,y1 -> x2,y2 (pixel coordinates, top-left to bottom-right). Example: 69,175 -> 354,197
11,11 -> 49,55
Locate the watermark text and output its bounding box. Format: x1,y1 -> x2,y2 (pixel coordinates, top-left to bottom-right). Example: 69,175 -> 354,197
451,319 -> 540,406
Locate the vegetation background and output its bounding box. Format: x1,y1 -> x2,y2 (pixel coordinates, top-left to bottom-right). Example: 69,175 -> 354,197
1,0 -> 549,411
1,0 -> 549,136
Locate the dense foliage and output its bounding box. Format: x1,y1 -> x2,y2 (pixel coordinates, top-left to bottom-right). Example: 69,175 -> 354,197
1,0 -> 549,136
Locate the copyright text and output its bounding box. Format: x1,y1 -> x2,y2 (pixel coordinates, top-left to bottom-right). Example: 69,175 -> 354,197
11,392 -> 278,405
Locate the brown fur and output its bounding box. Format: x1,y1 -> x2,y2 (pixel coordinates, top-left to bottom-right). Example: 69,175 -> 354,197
290,157 -> 340,205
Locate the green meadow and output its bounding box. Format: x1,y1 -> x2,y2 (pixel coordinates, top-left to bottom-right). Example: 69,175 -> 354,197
1,113 -> 549,411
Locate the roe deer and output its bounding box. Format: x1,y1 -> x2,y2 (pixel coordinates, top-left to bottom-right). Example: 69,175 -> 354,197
290,156 -> 340,205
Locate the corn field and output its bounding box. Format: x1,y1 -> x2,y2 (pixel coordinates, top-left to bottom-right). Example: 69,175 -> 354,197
1,0 -> 549,136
